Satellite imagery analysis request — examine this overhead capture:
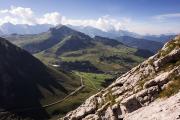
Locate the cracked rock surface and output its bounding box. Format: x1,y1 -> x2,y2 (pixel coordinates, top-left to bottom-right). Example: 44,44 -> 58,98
124,92 -> 180,120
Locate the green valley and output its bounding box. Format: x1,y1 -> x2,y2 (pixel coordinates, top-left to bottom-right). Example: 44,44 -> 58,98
2,25 -> 155,119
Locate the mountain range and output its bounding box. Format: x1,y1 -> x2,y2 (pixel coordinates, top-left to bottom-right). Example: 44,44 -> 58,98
0,23 -> 53,35
67,25 -> 141,38
0,23 -> 176,44
142,34 -> 176,43
67,25 -> 176,44
116,36 -> 163,53
3,25 -> 163,54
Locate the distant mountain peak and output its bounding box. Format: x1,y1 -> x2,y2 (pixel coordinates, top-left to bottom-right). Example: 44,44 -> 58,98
68,25 -> 140,38
0,23 -> 53,35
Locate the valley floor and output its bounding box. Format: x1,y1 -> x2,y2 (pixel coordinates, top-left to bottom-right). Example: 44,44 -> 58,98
46,72 -> 113,119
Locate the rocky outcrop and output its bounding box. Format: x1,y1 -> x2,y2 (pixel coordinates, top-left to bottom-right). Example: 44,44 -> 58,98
60,35 -> 180,120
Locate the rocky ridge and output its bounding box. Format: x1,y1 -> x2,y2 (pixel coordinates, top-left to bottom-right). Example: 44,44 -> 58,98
61,35 -> 180,120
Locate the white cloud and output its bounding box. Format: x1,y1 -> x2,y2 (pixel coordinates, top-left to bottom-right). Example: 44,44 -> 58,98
62,15 -> 128,32
9,6 -> 34,17
0,9 -> 9,14
153,13 -> 180,20
0,6 -> 129,31
0,6 -> 36,25
37,12 -> 63,25
0,16 -> 18,25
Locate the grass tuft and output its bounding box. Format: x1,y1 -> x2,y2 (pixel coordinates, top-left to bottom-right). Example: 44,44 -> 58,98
159,77 -> 180,98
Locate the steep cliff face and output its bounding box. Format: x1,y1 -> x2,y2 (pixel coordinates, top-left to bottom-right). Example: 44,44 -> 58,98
61,35 -> 180,120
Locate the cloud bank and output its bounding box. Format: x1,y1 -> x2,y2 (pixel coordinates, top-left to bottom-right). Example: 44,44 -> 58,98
0,6 -> 130,32
153,13 -> 180,20
0,6 -> 179,35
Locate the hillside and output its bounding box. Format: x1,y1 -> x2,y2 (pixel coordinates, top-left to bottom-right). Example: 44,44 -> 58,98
61,35 -> 180,120
143,34 -> 176,43
0,37 -> 81,120
68,25 -> 164,53
44,34 -> 93,56
35,34 -> 153,75
116,36 -> 163,53
4,25 -> 92,53
3,25 -> 163,55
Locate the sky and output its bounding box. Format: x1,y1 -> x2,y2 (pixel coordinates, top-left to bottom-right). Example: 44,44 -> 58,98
0,0 -> 180,35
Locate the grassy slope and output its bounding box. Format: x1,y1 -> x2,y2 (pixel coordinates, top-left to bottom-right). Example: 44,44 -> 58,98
158,38 -> 180,98
116,36 -> 163,53
39,67 -> 81,105
36,41 -> 145,75
4,25 -> 93,53
46,72 -> 112,119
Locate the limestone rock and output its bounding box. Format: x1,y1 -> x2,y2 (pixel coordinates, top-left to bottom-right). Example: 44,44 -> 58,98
121,95 -> 142,113
143,72 -> 170,89
124,92 -> 180,120
83,114 -> 100,120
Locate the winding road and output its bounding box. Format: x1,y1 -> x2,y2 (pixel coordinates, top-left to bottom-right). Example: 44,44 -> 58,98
43,76 -> 84,108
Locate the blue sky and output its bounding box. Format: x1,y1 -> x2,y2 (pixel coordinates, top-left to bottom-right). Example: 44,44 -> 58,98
0,0 -> 179,35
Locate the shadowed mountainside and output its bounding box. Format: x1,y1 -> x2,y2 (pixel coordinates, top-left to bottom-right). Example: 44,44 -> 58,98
0,37 -> 80,120
116,36 -> 163,53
